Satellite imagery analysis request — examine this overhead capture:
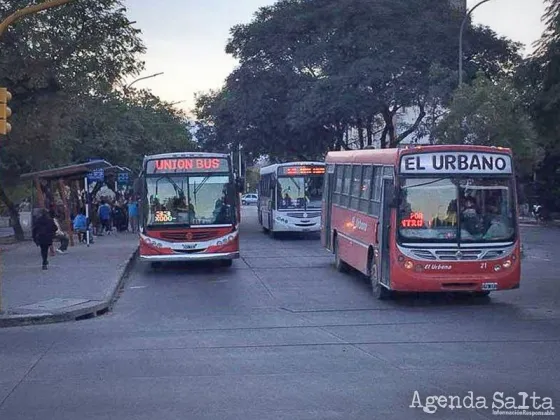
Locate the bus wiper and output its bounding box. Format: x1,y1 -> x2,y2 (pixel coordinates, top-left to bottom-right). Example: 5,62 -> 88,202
402,178 -> 446,189
193,176 -> 211,204
162,176 -> 184,195
194,176 -> 210,196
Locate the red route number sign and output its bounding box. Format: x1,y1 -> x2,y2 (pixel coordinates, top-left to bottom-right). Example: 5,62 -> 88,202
147,158 -> 228,173
401,211 -> 424,228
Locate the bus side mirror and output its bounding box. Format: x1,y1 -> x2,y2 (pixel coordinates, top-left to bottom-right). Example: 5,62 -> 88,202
236,177 -> 245,193
388,193 -> 400,208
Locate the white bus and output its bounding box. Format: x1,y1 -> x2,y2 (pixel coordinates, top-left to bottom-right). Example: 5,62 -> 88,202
258,162 -> 326,236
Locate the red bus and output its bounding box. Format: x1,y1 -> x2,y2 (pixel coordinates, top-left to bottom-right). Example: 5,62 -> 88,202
137,152 -> 244,268
321,145 -> 521,299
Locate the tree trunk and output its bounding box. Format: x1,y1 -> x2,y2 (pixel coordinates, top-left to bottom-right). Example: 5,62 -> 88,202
380,125 -> 389,149
366,116 -> 373,147
0,183 -> 25,241
357,118 -> 364,149
381,106 -> 396,148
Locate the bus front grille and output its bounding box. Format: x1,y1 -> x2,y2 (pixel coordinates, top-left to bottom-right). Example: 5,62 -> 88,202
158,228 -> 232,242
408,248 -> 508,261
286,212 -> 321,218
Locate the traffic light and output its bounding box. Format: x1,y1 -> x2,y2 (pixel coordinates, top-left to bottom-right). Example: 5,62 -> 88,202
0,87 -> 12,135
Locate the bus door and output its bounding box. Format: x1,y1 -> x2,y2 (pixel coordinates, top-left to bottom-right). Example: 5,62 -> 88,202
379,177 -> 394,287
322,164 -> 335,250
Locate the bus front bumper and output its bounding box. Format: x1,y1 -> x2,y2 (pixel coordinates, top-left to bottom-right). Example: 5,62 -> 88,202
139,251 -> 240,262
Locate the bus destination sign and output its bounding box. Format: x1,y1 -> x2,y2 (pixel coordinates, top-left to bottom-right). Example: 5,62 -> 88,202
146,158 -> 229,174
400,152 -> 512,175
279,165 -> 326,176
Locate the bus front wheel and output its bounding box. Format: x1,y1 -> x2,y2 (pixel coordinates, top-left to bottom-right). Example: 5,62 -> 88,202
369,258 -> 391,300
221,259 -> 233,267
334,236 -> 348,272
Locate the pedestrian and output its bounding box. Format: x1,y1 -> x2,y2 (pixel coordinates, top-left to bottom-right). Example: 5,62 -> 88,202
32,208 -> 58,270
127,196 -> 138,233
98,199 -> 112,235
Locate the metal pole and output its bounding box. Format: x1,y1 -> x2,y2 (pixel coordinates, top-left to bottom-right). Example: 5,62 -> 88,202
0,0 -> 75,38
238,144 -> 242,177
85,176 -> 90,247
459,0 -> 493,87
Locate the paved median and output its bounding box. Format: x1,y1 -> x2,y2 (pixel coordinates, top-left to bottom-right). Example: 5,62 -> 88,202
0,232 -> 138,328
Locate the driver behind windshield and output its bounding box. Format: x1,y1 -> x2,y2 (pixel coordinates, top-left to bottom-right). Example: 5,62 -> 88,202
461,196 -> 481,235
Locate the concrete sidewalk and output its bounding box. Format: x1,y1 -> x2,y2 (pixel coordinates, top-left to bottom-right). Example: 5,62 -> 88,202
0,232 -> 138,328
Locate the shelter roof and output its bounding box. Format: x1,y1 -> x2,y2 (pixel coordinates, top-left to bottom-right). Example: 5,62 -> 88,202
20,160 -> 113,181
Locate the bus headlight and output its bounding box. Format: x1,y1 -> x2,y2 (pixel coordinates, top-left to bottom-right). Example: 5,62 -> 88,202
404,261 -> 414,270
494,264 -> 501,272
227,235 -> 234,242
216,240 -> 223,246
502,260 -> 512,268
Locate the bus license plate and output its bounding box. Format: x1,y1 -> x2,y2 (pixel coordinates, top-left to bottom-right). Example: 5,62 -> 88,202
481,282 -> 498,291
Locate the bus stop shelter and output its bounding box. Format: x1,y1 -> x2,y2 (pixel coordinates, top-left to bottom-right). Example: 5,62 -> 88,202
20,160 -> 113,250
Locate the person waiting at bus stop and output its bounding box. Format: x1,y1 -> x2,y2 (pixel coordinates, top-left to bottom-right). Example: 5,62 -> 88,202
50,210 -> 70,254
98,199 -> 112,234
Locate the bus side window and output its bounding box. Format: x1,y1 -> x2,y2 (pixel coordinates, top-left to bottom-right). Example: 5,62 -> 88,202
341,165 -> 352,207
350,165 -> 363,210
369,166 -> 382,216
333,164 -> 343,205
359,166 -> 373,213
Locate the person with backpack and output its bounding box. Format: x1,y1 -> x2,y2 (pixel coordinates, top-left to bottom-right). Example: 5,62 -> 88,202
32,208 -> 58,270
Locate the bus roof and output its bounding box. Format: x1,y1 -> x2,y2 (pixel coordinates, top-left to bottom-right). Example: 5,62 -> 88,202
325,145 -> 513,166
259,161 -> 325,176
143,152 -> 230,164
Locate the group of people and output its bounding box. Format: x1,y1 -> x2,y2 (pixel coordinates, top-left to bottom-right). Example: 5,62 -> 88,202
31,195 -> 139,270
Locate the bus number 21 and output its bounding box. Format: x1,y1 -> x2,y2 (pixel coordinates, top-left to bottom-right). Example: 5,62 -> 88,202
480,263 -> 487,269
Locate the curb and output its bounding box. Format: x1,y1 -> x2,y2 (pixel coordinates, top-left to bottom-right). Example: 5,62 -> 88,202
0,247 -> 139,329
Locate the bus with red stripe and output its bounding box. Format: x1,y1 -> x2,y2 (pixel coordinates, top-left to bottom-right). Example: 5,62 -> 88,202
137,152 -> 244,268
321,145 -> 521,299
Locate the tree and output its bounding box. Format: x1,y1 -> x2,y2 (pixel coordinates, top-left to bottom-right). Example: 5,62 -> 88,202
523,0 -> 560,212
435,74 -> 542,178
0,1 -> 196,239
196,0 -> 522,161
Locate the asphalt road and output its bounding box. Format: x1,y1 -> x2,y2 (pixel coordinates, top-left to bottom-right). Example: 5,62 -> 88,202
1,206 -> 559,420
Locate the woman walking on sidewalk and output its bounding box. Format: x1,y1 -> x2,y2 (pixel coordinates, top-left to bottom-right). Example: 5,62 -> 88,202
32,208 -> 58,270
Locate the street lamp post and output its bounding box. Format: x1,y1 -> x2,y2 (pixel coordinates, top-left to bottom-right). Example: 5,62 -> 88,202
459,0 -> 493,86
123,72 -> 164,94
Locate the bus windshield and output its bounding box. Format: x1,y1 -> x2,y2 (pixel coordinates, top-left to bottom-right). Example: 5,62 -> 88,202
397,177 -> 516,244
145,174 -> 235,226
277,175 -> 323,210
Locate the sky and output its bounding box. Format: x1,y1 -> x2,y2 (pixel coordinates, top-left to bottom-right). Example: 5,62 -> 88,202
123,0 -> 548,115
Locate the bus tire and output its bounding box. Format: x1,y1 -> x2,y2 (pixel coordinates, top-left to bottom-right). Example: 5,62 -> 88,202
473,291 -> 490,298
372,280 -> 392,300
334,236 -> 348,272
151,262 -> 163,270
221,259 -> 233,267
369,257 -> 391,300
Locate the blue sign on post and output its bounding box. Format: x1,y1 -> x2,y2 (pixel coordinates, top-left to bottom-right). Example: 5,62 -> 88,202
117,172 -> 129,185
87,168 -> 105,182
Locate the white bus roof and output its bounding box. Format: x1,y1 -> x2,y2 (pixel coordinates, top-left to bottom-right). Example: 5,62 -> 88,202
143,152 -> 230,164
259,161 -> 325,176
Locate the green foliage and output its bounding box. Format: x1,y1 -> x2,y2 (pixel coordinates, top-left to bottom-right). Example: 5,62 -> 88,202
435,74 -> 541,177
521,0 -> 560,210
0,0 -> 196,181
196,0 -> 522,161
0,0 -> 196,237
